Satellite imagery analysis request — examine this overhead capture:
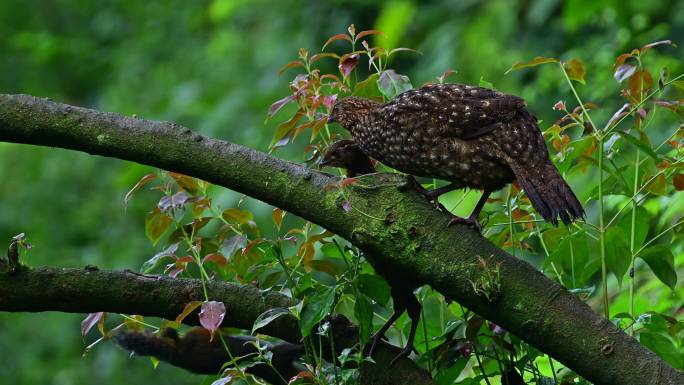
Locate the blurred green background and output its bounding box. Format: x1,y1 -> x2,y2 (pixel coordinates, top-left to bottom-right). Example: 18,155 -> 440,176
1,0 -> 683,383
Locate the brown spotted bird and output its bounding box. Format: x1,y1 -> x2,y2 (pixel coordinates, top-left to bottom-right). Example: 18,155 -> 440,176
328,83 -> 584,229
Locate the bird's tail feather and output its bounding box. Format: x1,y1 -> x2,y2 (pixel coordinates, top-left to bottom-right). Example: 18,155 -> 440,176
508,161 -> 584,226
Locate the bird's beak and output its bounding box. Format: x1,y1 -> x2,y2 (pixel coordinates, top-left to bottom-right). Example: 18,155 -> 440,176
318,158 -> 331,168
327,115 -> 335,124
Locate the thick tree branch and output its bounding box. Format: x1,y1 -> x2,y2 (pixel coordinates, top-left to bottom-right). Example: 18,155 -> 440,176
0,265 -> 434,385
0,94 -> 682,384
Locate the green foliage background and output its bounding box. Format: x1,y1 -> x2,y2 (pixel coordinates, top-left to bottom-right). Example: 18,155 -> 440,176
1,0 -> 683,384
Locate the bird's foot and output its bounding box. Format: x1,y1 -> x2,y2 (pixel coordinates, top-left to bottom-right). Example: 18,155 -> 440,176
447,215 -> 482,232
389,343 -> 416,366
364,331 -> 388,358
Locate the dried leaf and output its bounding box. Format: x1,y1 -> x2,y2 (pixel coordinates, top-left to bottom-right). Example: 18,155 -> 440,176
199,301 -> 226,341
505,56 -> 559,74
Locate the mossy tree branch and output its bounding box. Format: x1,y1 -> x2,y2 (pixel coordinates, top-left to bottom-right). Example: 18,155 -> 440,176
0,94 -> 682,385
0,265 -> 433,385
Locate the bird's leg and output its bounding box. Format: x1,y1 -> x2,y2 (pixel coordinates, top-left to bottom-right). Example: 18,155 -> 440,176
405,177 -> 458,212
389,292 -> 421,366
365,306 -> 404,359
447,190 -> 491,232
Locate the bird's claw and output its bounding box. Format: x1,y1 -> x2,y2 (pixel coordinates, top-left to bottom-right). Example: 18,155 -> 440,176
447,216 -> 482,232
389,344 -> 415,366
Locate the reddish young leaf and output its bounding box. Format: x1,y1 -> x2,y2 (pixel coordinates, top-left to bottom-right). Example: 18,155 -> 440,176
272,208 -> 286,230
613,53 -> 633,70
356,29 -> 382,40
168,172 -> 201,194
436,69 -> 456,84
278,60 -> 305,76
288,371 -> 315,384
505,56 -> 559,74
81,312 -> 105,338
268,94 -> 297,118
199,301 -> 226,341
674,174 -> 684,191
309,53 -> 338,65
124,173 -> 157,208
552,101 -> 566,111
323,94 -> 338,110
389,47 -> 422,56
175,301 -> 203,324
203,252 -> 227,267
628,69 -> 653,100
322,34 -> 353,50
145,207 -> 172,246
222,208 -> 254,225
338,53 -> 360,78
340,177 -> 359,187
640,40 -> 676,54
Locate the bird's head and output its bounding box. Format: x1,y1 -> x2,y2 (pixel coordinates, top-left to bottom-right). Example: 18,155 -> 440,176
328,96 -> 380,129
319,139 -> 359,169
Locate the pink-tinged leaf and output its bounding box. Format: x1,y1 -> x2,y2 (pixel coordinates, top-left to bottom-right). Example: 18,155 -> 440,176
141,242 -> 178,273
145,207 -> 172,246
356,29 -> 382,40
505,56 -> 559,74
607,103 -> 631,128
614,64 -> 637,82
268,94 -> 296,118
641,40 -> 676,54
338,54 -> 360,78
309,53 -> 338,65
563,59 -> 585,84
553,101 -> 566,111
342,201 -> 351,212
81,312 -> 105,338
323,94 -> 338,110
175,301 -> 203,324
221,234 -> 248,257
158,191 -> 190,213
322,33 -> 353,50
278,60 -> 305,76
199,301 -> 226,341
203,252 -> 227,267
124,173 -> 157,208
211,374 -> 237,385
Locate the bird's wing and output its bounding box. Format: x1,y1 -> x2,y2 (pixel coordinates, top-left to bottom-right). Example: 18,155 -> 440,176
379,83 -> 526,140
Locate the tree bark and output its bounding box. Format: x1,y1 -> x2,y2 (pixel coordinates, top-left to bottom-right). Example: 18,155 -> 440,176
0,265 -> 433,385
0,93 -> 682,385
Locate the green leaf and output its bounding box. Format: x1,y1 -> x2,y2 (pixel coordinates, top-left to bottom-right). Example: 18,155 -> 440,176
478,76 -> 494,89
377,70 -> 413,100
604,227 -> 631,285
222,208 -> 254,225
617,206 -> 650,251
252,307 -> 291,334
639,332 -> 683,369
353,73 -> 382,99
563,58 -> 585,84
505,56 -> 559,74
299,287 -> 335,337
354,292 -> 374,346
435,357 -> 469,385
638,246 -> 677,290
614,131 -> 660,162
356,273 -> 391,305
145,207 -> 172,246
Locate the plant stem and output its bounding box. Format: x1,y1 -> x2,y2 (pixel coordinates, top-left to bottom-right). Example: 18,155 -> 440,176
629,149 -> 640,334
598,134 -> 609,319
